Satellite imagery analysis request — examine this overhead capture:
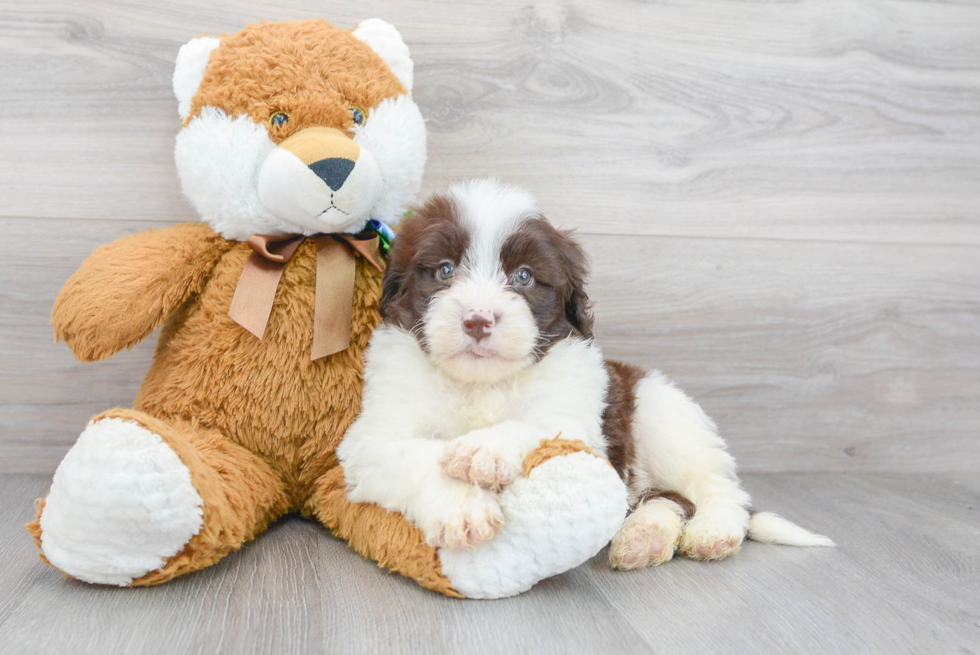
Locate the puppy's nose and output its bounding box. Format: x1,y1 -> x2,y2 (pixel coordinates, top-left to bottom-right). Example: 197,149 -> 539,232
462,310 -> 495,342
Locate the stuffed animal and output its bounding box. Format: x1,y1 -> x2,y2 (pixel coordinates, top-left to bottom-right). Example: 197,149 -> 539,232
26,18 -> 628,599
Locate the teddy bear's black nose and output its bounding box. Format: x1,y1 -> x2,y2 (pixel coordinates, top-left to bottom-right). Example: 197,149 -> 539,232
308,157 -> 355,191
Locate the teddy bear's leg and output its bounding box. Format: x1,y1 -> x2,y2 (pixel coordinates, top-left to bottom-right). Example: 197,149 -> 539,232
27,408 -> 290,586
304,466 -> 464,598
305,439 -> 628,599
436,439 -> 628,598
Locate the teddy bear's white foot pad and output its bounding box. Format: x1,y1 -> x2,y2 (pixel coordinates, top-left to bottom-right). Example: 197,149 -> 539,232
39,418 -> 204,585
437,451 -> 628,599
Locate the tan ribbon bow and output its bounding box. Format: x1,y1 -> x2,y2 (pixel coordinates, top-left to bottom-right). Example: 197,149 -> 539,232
228,232 -> 384,360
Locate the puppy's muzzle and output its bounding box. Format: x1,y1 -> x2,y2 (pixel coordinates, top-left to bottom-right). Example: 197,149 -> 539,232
258,126 -> 382,233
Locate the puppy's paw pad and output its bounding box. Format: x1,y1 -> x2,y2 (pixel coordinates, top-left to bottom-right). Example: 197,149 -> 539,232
694,538 -> 740,559
424,495 -> 504,550
609,517 -> 678,570
439,441 -> 515,491
680,520 -> 744,561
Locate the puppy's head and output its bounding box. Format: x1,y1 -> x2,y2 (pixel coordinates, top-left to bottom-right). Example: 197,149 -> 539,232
381,179 -> 593,384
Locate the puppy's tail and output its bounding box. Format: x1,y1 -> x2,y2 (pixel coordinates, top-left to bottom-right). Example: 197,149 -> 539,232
746,511 -> 836,547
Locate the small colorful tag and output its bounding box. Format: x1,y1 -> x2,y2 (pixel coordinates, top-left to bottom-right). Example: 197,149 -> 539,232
368,219 -> 396,255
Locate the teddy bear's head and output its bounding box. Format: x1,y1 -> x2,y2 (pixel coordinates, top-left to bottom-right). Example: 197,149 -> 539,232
172,19 -> 426,241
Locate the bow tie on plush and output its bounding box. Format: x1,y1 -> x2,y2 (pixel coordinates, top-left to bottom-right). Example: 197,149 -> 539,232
228,232 -> 384,360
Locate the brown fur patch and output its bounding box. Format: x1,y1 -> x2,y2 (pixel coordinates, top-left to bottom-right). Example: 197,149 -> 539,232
500,218 -> 594,353
51,223 -> 233,363
131,235 -> 385,505
602,360 -> 647,482
380,194 -> 470,335
187,20 -> 405,138
636,490 -> 697,520
522,438 -> 608,477
305,467 -> 462,598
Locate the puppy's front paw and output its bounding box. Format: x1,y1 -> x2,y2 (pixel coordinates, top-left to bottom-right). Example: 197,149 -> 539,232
422,489 -> 504,550
439,438 -> 518,491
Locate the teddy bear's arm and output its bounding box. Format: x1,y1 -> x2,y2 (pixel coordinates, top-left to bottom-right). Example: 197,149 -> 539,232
52,222 -> 231,362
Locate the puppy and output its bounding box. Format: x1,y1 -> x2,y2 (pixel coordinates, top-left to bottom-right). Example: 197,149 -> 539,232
338,179 -> 832,568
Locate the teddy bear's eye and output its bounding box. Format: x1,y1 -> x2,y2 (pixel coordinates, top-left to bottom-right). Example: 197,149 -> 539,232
270,112 -> 289,127
350,106 -> 367,127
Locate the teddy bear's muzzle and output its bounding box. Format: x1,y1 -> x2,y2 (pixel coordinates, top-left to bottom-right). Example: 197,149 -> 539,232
257,126 -> 382,234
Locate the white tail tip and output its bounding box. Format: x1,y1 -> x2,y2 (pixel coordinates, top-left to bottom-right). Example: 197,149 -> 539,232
747,512 -> 836,547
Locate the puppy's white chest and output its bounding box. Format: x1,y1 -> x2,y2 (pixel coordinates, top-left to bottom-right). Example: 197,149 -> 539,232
460,385 -> 514,431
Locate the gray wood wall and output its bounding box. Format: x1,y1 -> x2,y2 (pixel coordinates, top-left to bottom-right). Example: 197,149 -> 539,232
1,0 -> 977,474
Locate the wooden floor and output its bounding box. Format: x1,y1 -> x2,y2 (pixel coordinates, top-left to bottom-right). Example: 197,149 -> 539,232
1,472 -> 977,654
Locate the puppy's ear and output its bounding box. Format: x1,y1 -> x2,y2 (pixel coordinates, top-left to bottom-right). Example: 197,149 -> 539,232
565,287 -> 594,338
556,227 -> 594,338
380,258 -> 411,327
379,266 -> 401,321
380,218 -> 419,329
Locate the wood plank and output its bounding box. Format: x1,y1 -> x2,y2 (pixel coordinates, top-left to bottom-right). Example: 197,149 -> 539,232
577,472 -> 980,654
0,475 -> 653,655
2,473 -> 977,653
588,233 -> 980,473
2,217 -> 977,473
0,0 -> 977,244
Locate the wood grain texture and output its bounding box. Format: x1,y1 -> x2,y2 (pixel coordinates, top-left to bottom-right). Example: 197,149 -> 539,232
2,218 -> 976,472
589,234 -> 980,472
1,0 -> 979,474
1,0 -> 979,243
2,472 -> 977,654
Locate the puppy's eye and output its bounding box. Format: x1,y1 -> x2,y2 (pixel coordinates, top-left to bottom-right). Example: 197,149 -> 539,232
350,106 -> 367,126
514,267 -> 533,287
437,261 -> 455,281
270,112 -> 289,127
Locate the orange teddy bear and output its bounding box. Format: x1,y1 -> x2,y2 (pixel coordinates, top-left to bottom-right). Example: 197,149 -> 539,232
27,18 -> 628,599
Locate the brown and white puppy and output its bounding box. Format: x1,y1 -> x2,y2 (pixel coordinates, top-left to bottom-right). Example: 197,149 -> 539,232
338,179 -> 833,571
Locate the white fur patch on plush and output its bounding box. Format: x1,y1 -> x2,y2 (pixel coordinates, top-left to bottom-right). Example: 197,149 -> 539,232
173,37 -> 220,121
351,94 -> 426,227
353,18 -> 414,93
438,451 -> 628,599
174,107 -> 288,240
175,98 -> 425,239
257,145 -> 382,235
39,418 -> 204,586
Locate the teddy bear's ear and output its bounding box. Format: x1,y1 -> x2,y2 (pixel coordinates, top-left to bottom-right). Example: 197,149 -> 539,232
352,19 -> 414,94
173,36 -> 221,120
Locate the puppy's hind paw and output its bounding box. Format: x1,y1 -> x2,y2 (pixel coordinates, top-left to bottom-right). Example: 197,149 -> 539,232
609,506 -> 681,570
679,514 -> 746,562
